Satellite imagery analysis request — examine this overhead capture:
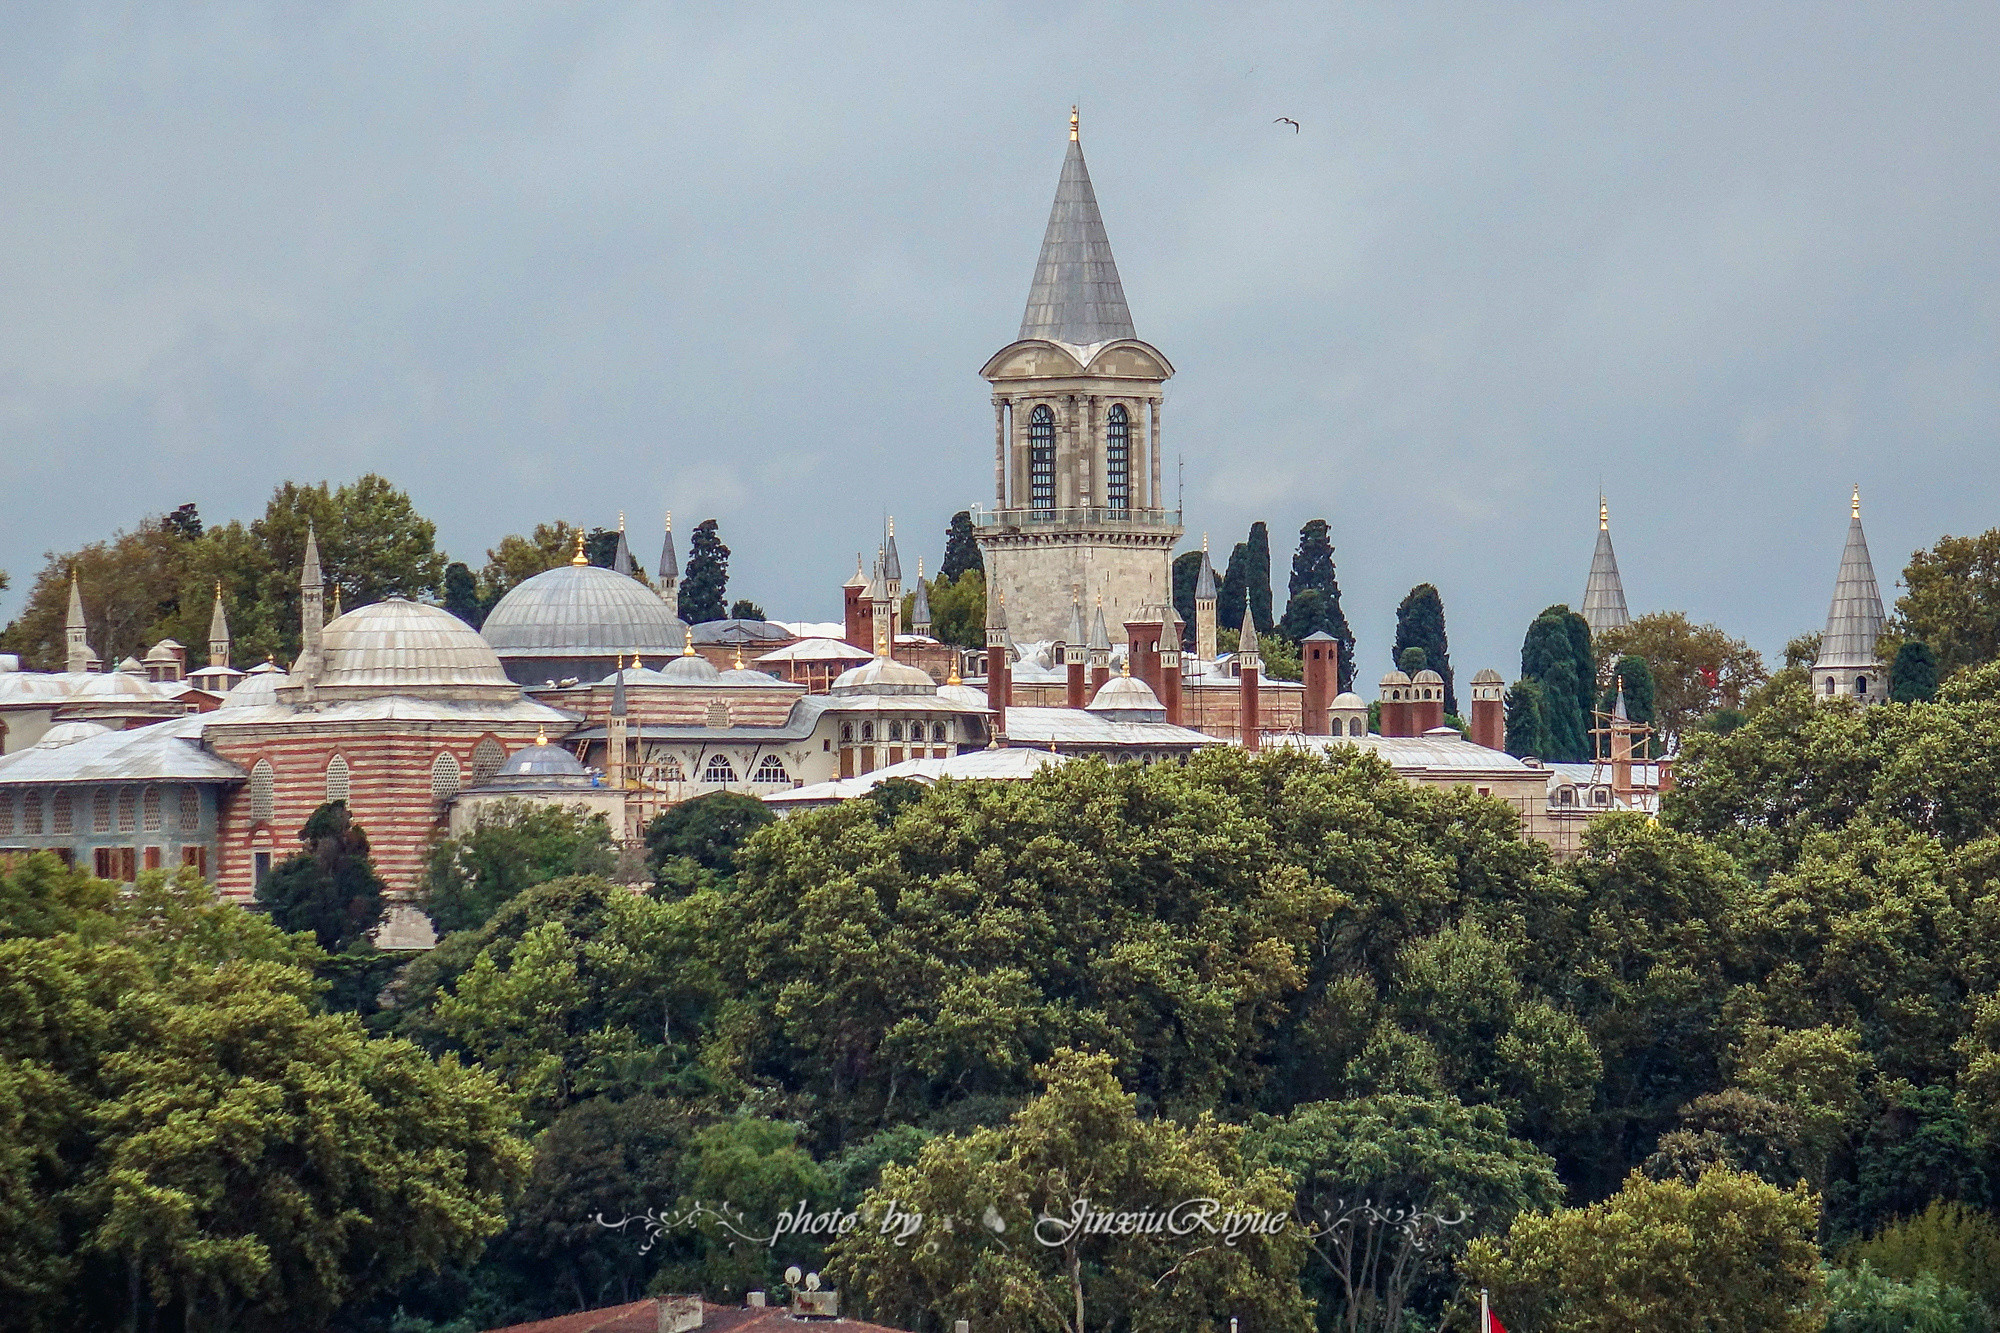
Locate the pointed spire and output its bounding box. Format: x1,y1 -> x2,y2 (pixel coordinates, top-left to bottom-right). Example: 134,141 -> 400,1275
610,663 -> 629,719
1581,497 -> 1630,634
208,579 -> 232,670
1194,536 -> 1217,601
65,570 -> 91,673
300,524 -> 322,589
1089,596 -> 1112,653
66,571 -> 85,630
1612,675 -> 1629,722
1019,114 -> 1136,347
845,552 -> 869,589
1066,592 -> 1087,647
1815,486 -> 1888,671
989,588 -> 1009,631
1238,605 -> 1262,668
912,558 -> 932,630
883,517 -> 902,583
658,511 -> 677,582
571,528 -> 589,566
329,584 -> 342,618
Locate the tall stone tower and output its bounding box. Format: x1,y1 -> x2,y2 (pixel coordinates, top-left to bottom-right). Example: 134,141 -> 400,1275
1812,486 -> 1888,706
1581,497 -> 1630,636
975,110 -> 1182,644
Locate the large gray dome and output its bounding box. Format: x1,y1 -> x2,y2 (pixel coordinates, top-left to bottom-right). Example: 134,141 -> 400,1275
294,599 -> 517,701
481,564 -> 688,686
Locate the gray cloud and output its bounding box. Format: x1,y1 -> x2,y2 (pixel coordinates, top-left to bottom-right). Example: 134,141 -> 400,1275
3,2 -> 1996,679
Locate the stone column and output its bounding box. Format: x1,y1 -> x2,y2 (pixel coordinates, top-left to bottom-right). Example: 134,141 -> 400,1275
1149,398 -> 1164,517
993,398 -> 1007,510
1013,399 -> 1030,513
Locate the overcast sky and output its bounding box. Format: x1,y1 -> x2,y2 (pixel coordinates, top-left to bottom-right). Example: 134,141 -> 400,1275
3,2 -> 1997,677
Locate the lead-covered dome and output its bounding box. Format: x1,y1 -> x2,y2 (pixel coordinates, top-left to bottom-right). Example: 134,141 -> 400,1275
482,565 -> 687,687
295,599 -> 517,702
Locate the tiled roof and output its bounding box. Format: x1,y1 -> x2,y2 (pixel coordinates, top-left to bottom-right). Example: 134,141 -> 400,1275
767,746 -> 1068,806
1019,136 -> 1136,348
0,714 -> 244,786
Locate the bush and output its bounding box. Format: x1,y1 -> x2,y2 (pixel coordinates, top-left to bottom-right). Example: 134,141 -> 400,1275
1843,1202 -> 2000,1315
1826,1262 -> 1993,1333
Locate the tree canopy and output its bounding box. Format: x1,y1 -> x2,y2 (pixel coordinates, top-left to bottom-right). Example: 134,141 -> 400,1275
1395,583 -> 1457,715
1280,519 -> 1356,691
940,509 -> 984,583
678,519 -> 730,625
1890,528 -> 2000,678
1594,611 -> 1767,749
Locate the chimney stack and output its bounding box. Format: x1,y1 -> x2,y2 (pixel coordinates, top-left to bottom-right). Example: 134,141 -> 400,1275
1468,669 -> 1506,750
1237,609 -> 1262,751
1301,632 -> 1338,735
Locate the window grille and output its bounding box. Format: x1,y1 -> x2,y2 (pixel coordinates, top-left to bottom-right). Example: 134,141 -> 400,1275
251,760 -> 274,824
888,721 -> 903,742
1029,406 -> 1055,511
0,794 -> 12,837
471,737 -> 505,784
933,722 -> 947,743
92,790 -> 111,834
702,754 -> 738,784
142,787 -> 162,832
326,754 -> 351,805
117,788 -> 136,833
53,791 -> 73,836
752,755 -> 789,785
1106,404 -> 1130,512
179,786 -> 201,831
430,752 -> 461,804
25,793 -> 44,836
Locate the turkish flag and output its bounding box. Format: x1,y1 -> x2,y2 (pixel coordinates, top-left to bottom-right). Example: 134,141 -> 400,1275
1484,1311 -> 1508,1333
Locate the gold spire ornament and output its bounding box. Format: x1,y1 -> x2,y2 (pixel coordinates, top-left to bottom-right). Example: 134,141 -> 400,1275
534,724 -> 548,746
1853,484 -> 1862,518
1070,105 -> 1079,141
733,645 -> 745,671
1600,497 -> 1609,531
571,529 -> 589,566
683,629 -> 697,656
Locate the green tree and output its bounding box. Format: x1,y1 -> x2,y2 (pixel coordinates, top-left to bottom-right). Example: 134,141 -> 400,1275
1260,633 -> 1302,682
1504,679 -> 1548,758
481,522 -> 582,604
1521,606 -> 1595,762
1464,1167 -> 1826,1333
0,519 -> 195,670
829,1049 -> 1312,1333
644,791 -> 774,886
927,569 -> 986,650
256,801 -> 387,954
1245,520 -> 1274,633
1890,529 -> 2000,677
1595,611 -> 1767,750
1219,538 -> 1250,635
679,519 -> 729,625
1843,1201 -> 2000,1315
728,598 -> 765,621
443,560 -> 484,628
423,801 -> 618,936
249,475 -> 449,656
1249,1094 -> 1562,1333
163,502 -> 203,540
1599,653 -> 1656,727
940,509 -> 984,583
1280,521 -> 1356,689
1394,584 -> 1458,715
1892,641 -> 1939,703
1824,1263 -> 1994,1333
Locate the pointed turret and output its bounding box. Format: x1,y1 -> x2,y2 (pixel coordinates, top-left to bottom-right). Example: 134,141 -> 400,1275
65,571 -> 94,673
1581,497 -> 1631,635
1194,534 -> 1218,666
912,558 -> 932,636
297,524 -> 325,694
1065,593 -> 1088,650
1018,109 -> 1136,348
207,580 -> 232,670
612,512 -> 635,578
1237,605 -> 1261,671
657,511 -> 678,605
882,517 -> 902,584
1813,486 -> 1888,705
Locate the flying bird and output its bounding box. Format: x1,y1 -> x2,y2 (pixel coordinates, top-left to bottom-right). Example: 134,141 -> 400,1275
1275,117 -> 1300,132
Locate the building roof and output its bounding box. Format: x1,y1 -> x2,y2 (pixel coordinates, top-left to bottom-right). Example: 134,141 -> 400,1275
306,599 -> 516,698
1581,498 -> 1631,634
766,746 -> 1069,808
207,695 -> 573,728
1018,128 -> 1136,349
691,619 -> 794,645
1087,672 -> 1164,719
755,637 -> 875,665
482,564 -> 688,660
0,713 -> 244,786
1815,490 -> 1888,670
999,705 -> 1218,749
1273,727 -> 1539,775
831,655 -> 938,696
659,648 -> 720,684
220,668 -> 292,709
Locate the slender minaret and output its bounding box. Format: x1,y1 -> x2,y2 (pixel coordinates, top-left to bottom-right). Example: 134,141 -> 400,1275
1065,593 -> 1088,708
1194,535 -> 1218,666
912,558 -> 932,637
1088,596 -> 1113,695
986,592 -> 1012,736
1812,486 -> 1888,706
296,524 -> 325,698
607,660 -> 629,788
883,518 -> 903,642
1581,497 -> 1631,635
657,511 -> 678,605
1237,606 -> 1261,752
207,580 -> 232,670
65,571 -> 94,673
612,511 -> 635,578
868,553 -> 892,660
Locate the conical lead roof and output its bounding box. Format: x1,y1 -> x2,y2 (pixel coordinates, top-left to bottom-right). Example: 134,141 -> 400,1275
1018,127 -> 1135,348
1815,490 -> 1887,670
1581,499 -> 1630,634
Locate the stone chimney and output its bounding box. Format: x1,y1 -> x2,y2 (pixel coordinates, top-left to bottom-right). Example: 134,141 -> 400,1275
1301,631 -> 1338,735
1468,668 -> 1506,750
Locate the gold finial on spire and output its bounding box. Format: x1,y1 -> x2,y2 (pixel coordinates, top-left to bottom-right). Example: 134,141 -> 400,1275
1853,484 -> 1862,519
571,529 -> 589,566
887,515 -> 895,538
682,628 -> 696,657
215,578 -> 223,597
948,660 -> 962,685
875,631 -> 888,658
1202,531 -> 1209,553
733,644 -> 745,671
665,509 -> 672,531
1070,106 -> 1079,141
1600,496 -> 1609,531
534,724 -> 548,746
618,510 -> 626,532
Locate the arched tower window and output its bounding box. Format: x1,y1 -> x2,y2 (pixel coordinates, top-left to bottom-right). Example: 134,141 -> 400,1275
325,754 -> 351,806
250,760 -> 274,824
471,737 -> 505,784
1106,404 -> 1130,513
1029,405 -> 1055,512
429,752 -> 461,805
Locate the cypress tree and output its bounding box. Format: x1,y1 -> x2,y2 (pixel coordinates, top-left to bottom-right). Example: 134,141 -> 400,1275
1599,653 -> 1656,726
1392,583 -> 1458,714
1245,521 -> 1273,633
1539,657 -> 1589,761
1521,603 -> 1594,761
1504,679 -> 1547,757
1219,540 -> 1250,635
678,518 -> 730,625
442,562 -> 483,629
1172,550 -> 1204,650
1280,519 -> 1356,691
940,510 -> 984,583
1891,641 -> 1939,703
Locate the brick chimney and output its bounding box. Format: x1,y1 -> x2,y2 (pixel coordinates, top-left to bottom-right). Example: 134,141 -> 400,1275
1301,631 -> 1338,735
1237,609 -> 1262,751
1468,668 -> 1505,750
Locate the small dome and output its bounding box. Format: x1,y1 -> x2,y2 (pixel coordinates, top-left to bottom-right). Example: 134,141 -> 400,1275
1412,669 -> 1444,685
75,671 -> 162,700
660,650 -> 720,684
497,742 -> 588,777
246,660 -> 285,676
144,640 -> 183,663
1379,670 -> 1411,687
307,599 -> 514,699
717,666 -> 780,686
937,681 -> 988,709
1471,668 -> 1505,684
482,564 -> 687,660
35,720 -> 111,748
1089,673 -> 1162,711
832,655 -> 938,696
1331,691 -> 1366,709
599,664 -> 671,687
116,657 -> 146,675
222,668 -> 291,709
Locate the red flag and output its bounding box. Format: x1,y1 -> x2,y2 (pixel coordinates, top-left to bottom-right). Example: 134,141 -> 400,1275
1485,1312 -> 1508,1333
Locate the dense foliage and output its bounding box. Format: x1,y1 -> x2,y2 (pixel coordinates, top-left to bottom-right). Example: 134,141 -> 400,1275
1394,583 -> 1457,715
678,518 -> 730,625
1280,519 -> 1356,692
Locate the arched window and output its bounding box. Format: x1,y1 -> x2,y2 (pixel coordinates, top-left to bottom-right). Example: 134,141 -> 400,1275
179,786 -> 201,832
117,788 -> 136,833
840,723 -> 853,743
93,790 -> 112,834
471,737 -> 505,784
1348,718 -> 1364,737
1855,676 -> 1869,696
752,755 -> 789,785
250,761 -> 274,824
932,722 -> 947,743
429,752 -> 461,804
142,787 -> 162,833
1028,405 -> 1055,511
52,791 -> 73,836
702,753 -> 738,784
0,794 -> 13,838
325,754 -> 351,805
1824,676 -> 1836,695
861,722 -> 874,743
888,720 -> 903,742
1105,404 -> 1130,513
23,793 -> 43,836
